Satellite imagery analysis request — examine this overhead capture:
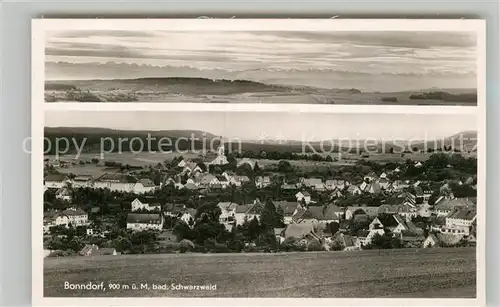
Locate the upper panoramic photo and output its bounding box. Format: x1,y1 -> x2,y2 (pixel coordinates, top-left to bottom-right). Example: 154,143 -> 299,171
41,20 -> 482,105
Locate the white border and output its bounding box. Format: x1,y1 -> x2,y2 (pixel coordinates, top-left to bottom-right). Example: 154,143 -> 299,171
32,19 -> 486,307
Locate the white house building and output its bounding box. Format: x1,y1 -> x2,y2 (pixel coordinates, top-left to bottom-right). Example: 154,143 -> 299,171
126,213 -> 163,231
131,198 -> 161,212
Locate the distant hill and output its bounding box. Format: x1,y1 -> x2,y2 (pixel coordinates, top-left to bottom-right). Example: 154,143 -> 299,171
44,127 -> 477,155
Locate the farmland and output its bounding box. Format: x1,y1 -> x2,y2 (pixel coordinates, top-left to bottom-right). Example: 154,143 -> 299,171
44,247 -> 476,298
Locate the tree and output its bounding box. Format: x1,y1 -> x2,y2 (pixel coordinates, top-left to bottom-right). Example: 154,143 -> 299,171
260,200 -> 279,230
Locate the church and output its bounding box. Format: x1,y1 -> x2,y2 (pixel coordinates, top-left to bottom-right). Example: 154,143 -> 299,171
209,138 -> 229,166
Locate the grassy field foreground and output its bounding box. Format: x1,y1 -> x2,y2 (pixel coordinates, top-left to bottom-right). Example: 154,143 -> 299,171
44,247 -> 476,298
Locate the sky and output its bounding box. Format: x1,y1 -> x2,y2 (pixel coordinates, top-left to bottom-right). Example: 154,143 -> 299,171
45,30 -> 478,92
45,110 -> 477,141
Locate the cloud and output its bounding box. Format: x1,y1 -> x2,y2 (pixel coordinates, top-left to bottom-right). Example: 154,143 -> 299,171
48,30 -> 163,38
257,31 -> 477,49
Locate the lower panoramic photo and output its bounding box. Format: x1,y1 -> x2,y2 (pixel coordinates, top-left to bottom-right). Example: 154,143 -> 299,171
40,109 -> 479,298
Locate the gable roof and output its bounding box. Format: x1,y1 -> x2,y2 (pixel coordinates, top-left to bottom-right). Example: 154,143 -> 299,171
126,213 -> 162,224
272,201 -> 299,216
448,209 -> 476,221
435,198 -> 475,211
97,173 -> 136,183
61,208 -> 87,216
301,204 -> 343,221
302,178 -> 323,186
347,205 -> 379,217
137,178 -> 155,187
164,203 -> 186,213
283,223 -> 315,239
73,175 -> 93,182
217,202 -> 238,211
45,173 -> 67,182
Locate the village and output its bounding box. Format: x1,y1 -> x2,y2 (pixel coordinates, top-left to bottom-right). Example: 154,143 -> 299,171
43,140 -> 477,257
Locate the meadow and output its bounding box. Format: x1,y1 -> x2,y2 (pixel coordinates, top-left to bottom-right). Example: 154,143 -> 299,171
44,247 -> 476,298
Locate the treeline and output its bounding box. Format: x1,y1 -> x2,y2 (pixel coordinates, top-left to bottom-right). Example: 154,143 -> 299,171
409,91 -> 477,103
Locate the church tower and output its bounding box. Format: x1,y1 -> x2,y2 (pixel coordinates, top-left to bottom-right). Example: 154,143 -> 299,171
217,137 -> 225,156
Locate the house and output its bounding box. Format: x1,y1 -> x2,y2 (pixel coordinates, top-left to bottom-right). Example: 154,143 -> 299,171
294,204 -> 344,224
295,191 -> 311,204
282,223 -> 321,242
345,205 -> 379,220
388,180 -> 410,192
133,178 -> 157,194
282,183 -> 298,190
357,229 -> 385,246
79,244 -> 99,256
177,160 -> 187,168
208,176 -> 221,188
126,213 -> 163,231
379,172 -> 388,179
415,161 -> 423,168
72,175 -> 94,188
329,187 -> 343,199
399,230 -> 425,248
378,178 -> 390,190
197,173 -> 216,187
183,182 -> 199,191
360,181 -> 382,194
179,208 -> 197,225
162,176 -> 177,188
346,185 -> 362,195
164,203 -> 187,217
55,186 -> 72,201
363,172 -> 377,182
272,201 -> 300,225
442,209 -> 476,236
423,234 -> 440,248
215,175 -> 230,189
230,175 -> 250,187
331,232 -> 361,251
131,198 -> 161,212
377,204 -> 399,215
255,176 -> 272,188
94,173 -> 137,193
301,178 -> 325,191
417,202 -> 433,217
234,201 -> 263,225
59,208 -> 89,227
217,202 -> 238,230
44,173 -> 69,189
370,214 -> 421,235
209,140 -> 229,165
434,198 -> 475,217
325,179 -> 349,191
274,228 -> 286,244
397,202 -> 418,221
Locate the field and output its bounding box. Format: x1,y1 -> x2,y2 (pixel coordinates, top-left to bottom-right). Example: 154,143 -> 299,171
44,150 -> 472,177
44,247 -> 476,298
44,78 -> 477,105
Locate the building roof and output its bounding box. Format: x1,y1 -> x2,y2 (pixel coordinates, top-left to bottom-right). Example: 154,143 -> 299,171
272,201 -> 299,216
375,214 -> 400,228
217,202 -> 238,211
435,198 -> 475,211
61,208 -> 87,216
127,213 -> 162,224
97,173 -> 136,183
80,244 -> 98,255
274,227 -> 285,236
292,207 -> 308,223
137,178 -> 155,187
184,208 -> 197,217
184,182 -> 199,190
73,175 -> 93,181
256,176 -> 271,182
216,175 -> 227,182
301,204 -> 343,221
235,204 -> 251,214
164,203 -> 186,214
378,204 -> 399,215
283,223 -> 315,239
346,206 -> 379,217
302,178 -> 323,186
45,173 -> 67,182
234,175 -> 250,182
448,209 -> 476,221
